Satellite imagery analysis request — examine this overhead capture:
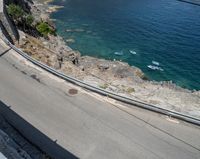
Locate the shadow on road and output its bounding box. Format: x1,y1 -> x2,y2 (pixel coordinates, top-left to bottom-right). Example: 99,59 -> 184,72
0,48 -> 11,57
0,100 -> 79,159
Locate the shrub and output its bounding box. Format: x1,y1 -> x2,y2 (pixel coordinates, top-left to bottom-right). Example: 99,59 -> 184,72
7,4 -> 55,37
127,87 -> 135,94
7,4 -> 34,27
25,14 -> 34,26
7,4 -> 25,20
36,22 -> 55,37
99,83 -> 109,89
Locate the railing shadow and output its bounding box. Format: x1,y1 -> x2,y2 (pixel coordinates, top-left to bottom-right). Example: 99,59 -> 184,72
0,100 -> 79,159
0,48 -> 11,57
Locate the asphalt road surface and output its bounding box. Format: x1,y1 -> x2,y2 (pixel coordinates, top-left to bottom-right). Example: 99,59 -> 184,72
0,40 -> 200,159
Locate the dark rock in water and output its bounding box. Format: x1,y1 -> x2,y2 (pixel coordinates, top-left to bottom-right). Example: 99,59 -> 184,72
141,75 -> 149,81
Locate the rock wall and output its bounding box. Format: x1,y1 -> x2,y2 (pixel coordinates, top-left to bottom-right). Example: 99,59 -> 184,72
0,0 -> 19,43
4,0 -> 33,13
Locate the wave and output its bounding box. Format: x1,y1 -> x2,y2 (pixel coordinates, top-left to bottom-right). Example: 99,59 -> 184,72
114,51 -> 124,56
147,65 -> 164,71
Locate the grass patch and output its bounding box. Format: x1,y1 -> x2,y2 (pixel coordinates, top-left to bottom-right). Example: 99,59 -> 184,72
126,87 -> 135,94
36,22 -> 56,37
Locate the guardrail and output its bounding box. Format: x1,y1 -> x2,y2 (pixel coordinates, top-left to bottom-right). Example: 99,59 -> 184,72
1,35 -> 200,126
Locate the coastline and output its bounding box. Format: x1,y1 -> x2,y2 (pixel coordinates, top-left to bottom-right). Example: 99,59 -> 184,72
35,0 -> 199,91
15,0 -> 200,118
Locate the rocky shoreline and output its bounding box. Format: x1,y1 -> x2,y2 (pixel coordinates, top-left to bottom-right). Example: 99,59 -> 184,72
14,0 -> 200,118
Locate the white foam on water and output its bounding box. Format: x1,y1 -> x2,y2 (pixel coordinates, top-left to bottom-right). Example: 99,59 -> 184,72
147,65 -> 164,71
114,51 -> 124,56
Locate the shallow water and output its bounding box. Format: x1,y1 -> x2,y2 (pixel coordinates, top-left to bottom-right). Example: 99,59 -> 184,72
50,0 -> 200,90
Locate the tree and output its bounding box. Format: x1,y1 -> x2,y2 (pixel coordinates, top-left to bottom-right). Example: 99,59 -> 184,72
7,4 -> 55,37
7,4 -> 25,21
7,4 -> 35,32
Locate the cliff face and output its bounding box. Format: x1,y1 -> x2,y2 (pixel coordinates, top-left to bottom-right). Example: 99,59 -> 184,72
4,0 -> 33,12
0,0 -> 33,43
0,0 -> 19,43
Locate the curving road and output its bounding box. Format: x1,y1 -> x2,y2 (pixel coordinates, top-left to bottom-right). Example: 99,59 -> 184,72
0,40 -> 200,159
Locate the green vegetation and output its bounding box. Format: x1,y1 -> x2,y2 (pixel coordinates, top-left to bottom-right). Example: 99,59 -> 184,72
126,87 -> 135,94
7,4 -> 55,37
26,14 -> 34,26
7,4 -> 34,27
99,83 -> 109,89
36,22 -> 55,37
7,4 -> 24,20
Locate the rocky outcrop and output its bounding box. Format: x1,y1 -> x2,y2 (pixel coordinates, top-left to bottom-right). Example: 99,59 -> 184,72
78,56 -> 145,80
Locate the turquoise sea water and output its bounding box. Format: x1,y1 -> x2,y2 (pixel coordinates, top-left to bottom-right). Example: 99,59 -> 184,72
50,0 -> 200,90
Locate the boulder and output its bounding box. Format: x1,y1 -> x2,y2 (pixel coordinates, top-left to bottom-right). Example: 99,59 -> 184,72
62,51 -> 80,65
97,63 -> 109,71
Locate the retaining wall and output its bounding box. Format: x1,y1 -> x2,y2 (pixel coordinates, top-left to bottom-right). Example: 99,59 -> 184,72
0,0 -> 19,43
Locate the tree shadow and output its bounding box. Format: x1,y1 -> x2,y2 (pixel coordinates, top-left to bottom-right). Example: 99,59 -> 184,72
0,100 -> 79,159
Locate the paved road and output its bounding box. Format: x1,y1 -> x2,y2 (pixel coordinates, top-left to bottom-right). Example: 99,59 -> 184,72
0,40 -> 200,159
